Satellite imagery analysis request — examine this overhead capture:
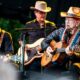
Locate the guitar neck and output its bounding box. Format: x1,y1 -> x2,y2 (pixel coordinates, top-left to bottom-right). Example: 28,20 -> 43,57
56,48 -> 65,53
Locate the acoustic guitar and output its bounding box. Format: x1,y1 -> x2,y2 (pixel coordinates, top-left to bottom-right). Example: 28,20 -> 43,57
17,38 -> 44,66
41,40 -> 67,67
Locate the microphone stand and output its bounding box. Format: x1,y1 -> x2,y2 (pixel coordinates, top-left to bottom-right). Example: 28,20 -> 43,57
19,32 -> 26,76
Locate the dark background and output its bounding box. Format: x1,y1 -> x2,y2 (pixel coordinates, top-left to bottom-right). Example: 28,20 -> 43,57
0,0 -> 80,53
0,0 -> 80,24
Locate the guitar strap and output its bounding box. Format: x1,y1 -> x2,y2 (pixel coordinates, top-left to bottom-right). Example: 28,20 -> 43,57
61,28 -> 69,47
0,29 -> 5,48
61,28 -> 78,47
69,24 -> 80,48
68,29 -> 78,48
61,28 -> 67,42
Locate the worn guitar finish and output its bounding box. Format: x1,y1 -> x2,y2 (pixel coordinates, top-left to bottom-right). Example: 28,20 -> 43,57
41,40 -> 67,67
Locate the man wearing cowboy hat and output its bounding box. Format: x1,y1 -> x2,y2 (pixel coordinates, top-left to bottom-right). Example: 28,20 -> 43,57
19,1 -> 56,44
41,6 -> 80,77
19,1 -> 56,71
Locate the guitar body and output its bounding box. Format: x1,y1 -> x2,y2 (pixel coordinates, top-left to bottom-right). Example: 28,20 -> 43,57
17,38 -> 44,66
41,51 -> 52,67
51,52 -> 60,62
51,41 -> 65,63
52,52 -> 67,64
41,40 -> 66,67
24,53 -> 43,66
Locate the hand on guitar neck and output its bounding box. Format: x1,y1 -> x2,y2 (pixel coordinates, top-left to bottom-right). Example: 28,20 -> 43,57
65,46 -> 80,56
65,46 -> 74,56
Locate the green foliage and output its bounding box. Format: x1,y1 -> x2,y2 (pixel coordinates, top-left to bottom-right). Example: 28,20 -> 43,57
0,18 -> 24,54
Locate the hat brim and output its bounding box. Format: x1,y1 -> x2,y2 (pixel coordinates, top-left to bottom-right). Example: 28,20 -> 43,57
60,12 -> 80,18
30,6 -> 51,12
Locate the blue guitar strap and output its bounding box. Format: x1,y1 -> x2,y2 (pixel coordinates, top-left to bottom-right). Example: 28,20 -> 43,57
70,31 -> 80,49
